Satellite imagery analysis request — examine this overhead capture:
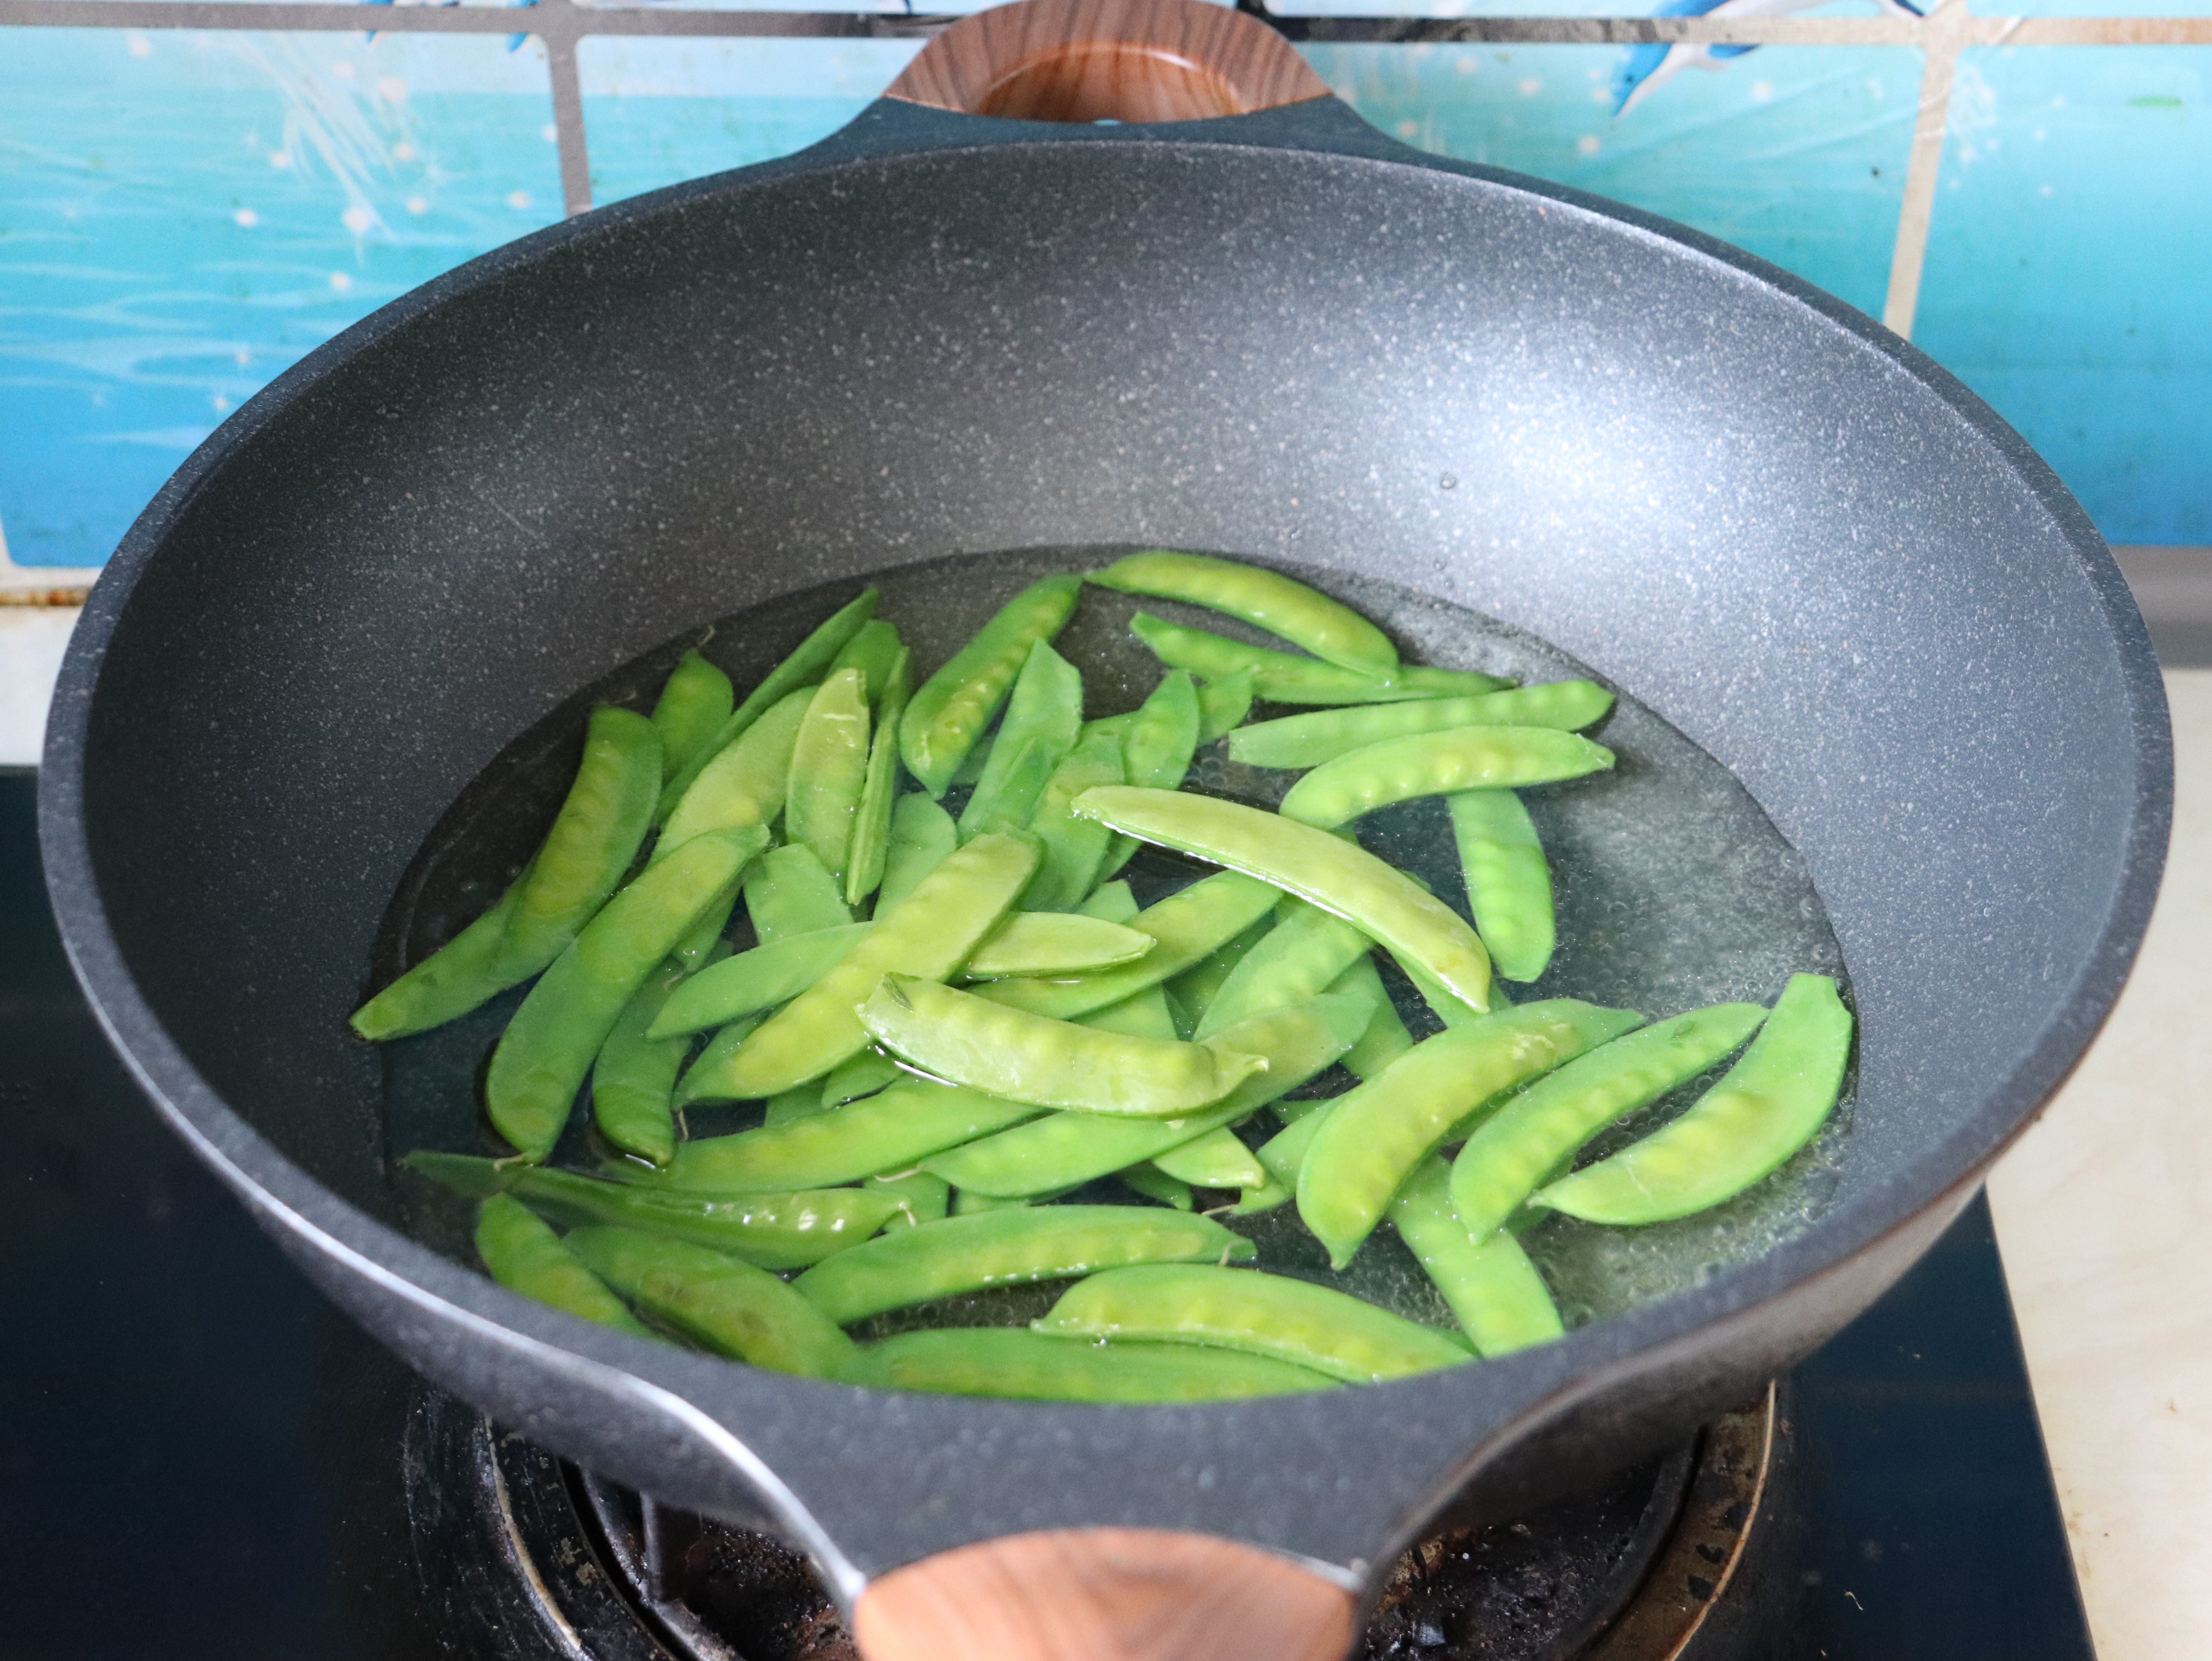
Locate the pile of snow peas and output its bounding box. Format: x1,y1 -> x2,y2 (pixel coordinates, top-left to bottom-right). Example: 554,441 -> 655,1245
369,551 -> 1853,1403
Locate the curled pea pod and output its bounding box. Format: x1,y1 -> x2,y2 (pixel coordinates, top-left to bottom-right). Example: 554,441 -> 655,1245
566,1227 -> 858,1378
843,1327 -> 1338,1402
858,973 -> 1266,1117
1279,725 -> 1616,830
410,1151 -> 902,1269
979,870 -> 1281,1023
1195,669 -> 1257,743
473,1194 -> 654,1339
792,1205 -> 1255,1325
1229,681 -> 1615,769
877,791 -> 959,912
742,843 -> 851,942
1535,974 -> 1853,1225
960,640 -> 1084,839
592,960 -> 693,1166
1296,1000 -> 1644,1268
1034,1264 -> 1471,1384
1327,955 -> 1414,1078
829,617 -> 907,701
844,646 -> 912,908
902,574 -> 1083,798
493,706 -> 663,982
350,872 -> 528,1041
783,668 -> 871,888
1195,899 -> 1369,1041
649,921 -> 874,1040
1449,1002 -> 1768,1242
1390,1156 -> 1564,1357
1449,790 -> 1555,984
685,832 -> 1038,1101
1130,612 -> 1510,707
1020,730 -> 1126,911
657,586 -> 880,820
1151,1127 -> 1266,1191
655,686 -> 811,864
650,649 -> 736,784
487,825 -> 767,1161
1073,786 -> 1494,1015
1091,550 -> 1399,678
962,912 -> 1154,979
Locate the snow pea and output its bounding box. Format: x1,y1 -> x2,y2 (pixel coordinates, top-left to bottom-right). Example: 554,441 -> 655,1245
784,668 -> 871,887
959,640 -> 1083,839
819,1049 -> 903,1110
1129,613 -> 1510,706
1151,1127 -> 1265,1191
859,974 -> 1266,1117
793,1205 -> 1255,1324
1195,669 -> 1257,743
473,1194 -> 654,1339
1280,726 -> 1615,830
1099,670 -> 1204,878
843,1328 -> 1338,1402
1449,1002 -> 1767,1242
667,889 -> 737,975
1079,879 -> 1140,925
1447,791 -> 1554,984
592,959 -> 692,1166
1194,899 -> 1368,1041
1326,955 -> 1414,1078
867,1170 -> 951,1229
350,872 -> 528,1041
1229,681 -> 1615,769
672,1014 -> 762,1109
763,1084 -> 827,1128
1399,954 -> 1489,1030
655,686 -> 810,863
903,574 -> 1082,797
1074,984 -> 1180,1041
844,646 -> 912,907
650,649 -> 736,784
1161,911 -> 1277,1037
877,792 -> 958,911
567,1227 -> 857,1378
1118,1165 -> 1195,1209
955,1188 -> 1044,1215
648,921 -> 874,1039
1535,975 -> 1852,1225
657,586 -> 880,819
829,617 -> 907,702
1389,1158 -> 1563,1357
977,870 -> 1281,1022
650,1077 -> 1042,1192
1034,1265 -> 1471,1383
487,826 -> 765,1161
1091,550 -> 1399,677
1073,786 -> 1493,1014
685,833 -> 1038,1100
1020,730 -> 1126,911
494,706 -> 662,980
741,843 -> 850,943
1297,1000 -> 1644,1268
962,912 -> 1154,979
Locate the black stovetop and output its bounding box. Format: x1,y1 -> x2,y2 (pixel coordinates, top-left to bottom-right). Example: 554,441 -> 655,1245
0,770 -> 2097,1661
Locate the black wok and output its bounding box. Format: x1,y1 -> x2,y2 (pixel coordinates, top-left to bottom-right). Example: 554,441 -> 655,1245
39,2 -> 2170,1655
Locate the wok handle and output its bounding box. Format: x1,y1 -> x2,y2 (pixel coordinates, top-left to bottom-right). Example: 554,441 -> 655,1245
883,0 -> 1332,124
852,1526 -> 1358,1661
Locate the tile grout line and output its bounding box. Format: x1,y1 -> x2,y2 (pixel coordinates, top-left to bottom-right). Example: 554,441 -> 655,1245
544,29 -> 594,217
1881,0 -> 1967,339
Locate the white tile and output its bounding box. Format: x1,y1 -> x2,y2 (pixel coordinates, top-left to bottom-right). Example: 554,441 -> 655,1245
0,609 -> 81,769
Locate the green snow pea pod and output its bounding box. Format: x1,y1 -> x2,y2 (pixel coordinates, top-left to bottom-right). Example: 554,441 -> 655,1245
1151,1127 -> 1265,1191
1073,786 -> 1493,1014
1079,879 -> 1140,924
567,1227 -> 857,1377
592,959 -> 692,1166
763,1084 -> 828,1128
955,1189 -> 1042,1215
977,870 -> 1281,1022
1535,975 -> 1852,1225
859,974 -> 1265,1117
493,707 -> 662,981
868,1169 -> 951,1228
1020,730 -> 1126,911
411,1152 -> 901,1269
473,1194 -> 654,1339
1254,1098 -> 1331,1191
1326,955 -> 1414,1078
741,843 -> 851,942
1035,1265 -> 1470,1383
1099,671 -> 1203,878
1398,953 -> 1490,1030
1297,999 -> 1644,1268
959,640 -> 1084,839
655,686 -> 811,864
819,1049 -> 903,1110
1194,899 -> 1368,1041
648,921 -> 874,1039
1162,911 -> 1277,1037
922,995 -> 1370,1197
829,618 -> 906,702
686,833 -> 1039,1100
1091,551 -> 1398,677
1449,1002 -> 1767,1241
844,647 -> 912,908
903,575 -> 1083,797
1130,613 -> 1510,706
1280,726 -> 1615,830
1448,791 -> 1554,984
672,1015 -> 762,1109
651,649 -> 736,784
962,912 -> 1154,979
793,1205 -> 1255,1324
877,792 -> 959,911
784,668 -> 871,887
1229,681 -> 1615,769
1225,1172 -> 1291,1216
350,872 -> 529,1041
1118,1165 -> 1194,1209
657,587 -> 880,819
1074,984 -> 1179,1041
487,826 -> 766,1161
1389,1158 -> 1563,1357
653,1077 -> 1042,1192
667,889 -> 737,976
844,1328 -> 1337,1401
1196,670 -> 1256,743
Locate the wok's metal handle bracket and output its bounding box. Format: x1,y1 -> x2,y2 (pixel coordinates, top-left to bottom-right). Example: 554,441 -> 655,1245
883,0 -> 1332,123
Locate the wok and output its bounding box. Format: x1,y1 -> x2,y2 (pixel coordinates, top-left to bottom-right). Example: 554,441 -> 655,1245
39,2 -> 2170,1656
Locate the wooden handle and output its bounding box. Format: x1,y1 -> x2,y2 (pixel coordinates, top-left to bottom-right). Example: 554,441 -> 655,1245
884,0 -> 1331,124
853,1526 -> 1358,1661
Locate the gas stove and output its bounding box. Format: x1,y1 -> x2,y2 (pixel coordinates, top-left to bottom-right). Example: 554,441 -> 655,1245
0,768 -> 2096,1661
